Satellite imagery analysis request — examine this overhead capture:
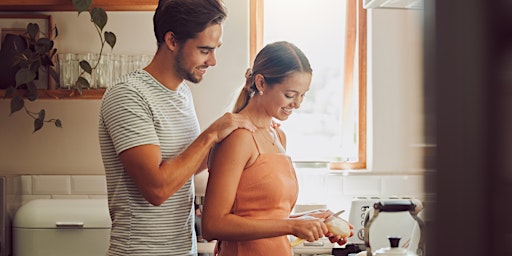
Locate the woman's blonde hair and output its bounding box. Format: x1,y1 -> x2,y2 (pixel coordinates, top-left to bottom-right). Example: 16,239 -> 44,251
232,41 -> 312,113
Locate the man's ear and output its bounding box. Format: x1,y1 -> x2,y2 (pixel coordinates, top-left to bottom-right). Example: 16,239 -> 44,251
164,31 -> 178,51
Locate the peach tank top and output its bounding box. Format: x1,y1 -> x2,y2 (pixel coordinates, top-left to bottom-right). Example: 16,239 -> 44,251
218,131 -> 299,256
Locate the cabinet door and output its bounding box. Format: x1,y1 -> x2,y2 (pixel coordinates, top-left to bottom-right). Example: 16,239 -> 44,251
0,0 -> 158,11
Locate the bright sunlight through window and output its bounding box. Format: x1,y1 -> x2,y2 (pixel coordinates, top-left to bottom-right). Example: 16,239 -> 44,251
263,0 -> 359,162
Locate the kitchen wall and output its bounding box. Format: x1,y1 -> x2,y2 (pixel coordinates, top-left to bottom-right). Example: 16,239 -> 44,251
0,1 -> 425,212
0,0 -> 249,175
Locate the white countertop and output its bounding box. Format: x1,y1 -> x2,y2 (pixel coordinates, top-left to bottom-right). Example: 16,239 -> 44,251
197,238 -> 341,255
197,241 -> 216,253
292,238 -> 336,254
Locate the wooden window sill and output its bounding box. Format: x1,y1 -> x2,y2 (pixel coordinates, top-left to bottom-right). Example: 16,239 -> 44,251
0,89 -> 105,100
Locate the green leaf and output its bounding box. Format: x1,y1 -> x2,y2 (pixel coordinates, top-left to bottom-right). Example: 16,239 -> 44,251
50,48 -> 58,59
16,49 -> 32,67
79,60 -> 92,74
35,37 -> 53,54
55,119 -> 63,128
33,110 -> 45,133
105,31 -> 117,49
9,96 -> 24,115
27,23 -> 39,41
29,62 -> 41,74
26,82 -> 38,101
15,68 -> 36,86
76,77 -> 90,90
91,8 -> 108,30
72,0 -> 92,14
38,109 -> 46,120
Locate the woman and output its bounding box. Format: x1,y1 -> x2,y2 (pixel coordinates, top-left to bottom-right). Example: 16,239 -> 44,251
201,41 -> 352,256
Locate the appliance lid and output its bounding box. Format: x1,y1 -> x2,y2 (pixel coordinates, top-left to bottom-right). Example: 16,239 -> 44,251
13,199 -> 111,229
363,0 -> 423,9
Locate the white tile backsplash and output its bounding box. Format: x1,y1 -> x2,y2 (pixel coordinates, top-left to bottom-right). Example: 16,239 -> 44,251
296,170 -> 330,205
20,175 -> 32,195
292,170 -> 424,215
71,175 -> 107,195
381,175 -> 425,198
325,174 -> 344,198
21,175 -> 107,204
342,175 -> 382,196
32,175 -> 71,195
19,173 -> 425,214
324,174 -> 352,214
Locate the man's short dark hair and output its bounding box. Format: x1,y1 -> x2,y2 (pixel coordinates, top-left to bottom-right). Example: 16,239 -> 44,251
153,0 -> 227,47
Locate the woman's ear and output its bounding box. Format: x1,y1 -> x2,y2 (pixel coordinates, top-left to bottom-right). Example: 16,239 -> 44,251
254,74 -> 266,92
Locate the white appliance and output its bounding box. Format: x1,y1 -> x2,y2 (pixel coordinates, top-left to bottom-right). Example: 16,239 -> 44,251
363,0 -> 423,9
363,200 -> 425,256
347,197 -> 422,252
13,199 -> 111,256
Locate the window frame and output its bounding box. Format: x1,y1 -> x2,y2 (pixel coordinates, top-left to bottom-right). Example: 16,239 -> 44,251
250,0 -> 367,170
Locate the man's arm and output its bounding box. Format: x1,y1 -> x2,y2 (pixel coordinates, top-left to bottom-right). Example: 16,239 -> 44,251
119,112 -> 255,206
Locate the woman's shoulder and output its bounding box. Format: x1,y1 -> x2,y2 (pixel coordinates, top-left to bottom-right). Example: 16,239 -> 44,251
220,128 -> 255,147
208,128 -> 257,169
231,127 -> 254,137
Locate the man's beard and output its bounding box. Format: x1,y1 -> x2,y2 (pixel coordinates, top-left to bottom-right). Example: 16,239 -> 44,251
175,48 -> 202,83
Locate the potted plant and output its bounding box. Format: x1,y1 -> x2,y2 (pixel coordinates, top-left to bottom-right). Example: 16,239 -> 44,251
2,0 -> 116,133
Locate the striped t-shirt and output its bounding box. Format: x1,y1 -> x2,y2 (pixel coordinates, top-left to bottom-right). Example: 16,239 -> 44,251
98,70 -> 200,256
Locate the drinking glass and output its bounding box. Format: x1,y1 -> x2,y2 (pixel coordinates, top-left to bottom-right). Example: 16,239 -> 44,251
94,54 -> 113,88
112,54 -> 132,82
58,53 -> 79,89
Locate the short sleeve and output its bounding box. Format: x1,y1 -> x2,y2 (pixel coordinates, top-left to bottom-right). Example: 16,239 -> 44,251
100,84 -> 160,155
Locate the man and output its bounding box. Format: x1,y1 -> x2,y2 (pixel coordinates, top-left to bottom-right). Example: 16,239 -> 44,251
98,0 -> 255,255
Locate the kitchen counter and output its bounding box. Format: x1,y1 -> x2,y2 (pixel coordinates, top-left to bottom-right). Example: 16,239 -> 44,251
292,238 -> 336,255
197,240 -> 216,254
197,238 -> 341,255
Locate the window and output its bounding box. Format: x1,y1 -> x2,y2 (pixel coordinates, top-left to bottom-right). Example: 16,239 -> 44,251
250,0 -> 367,169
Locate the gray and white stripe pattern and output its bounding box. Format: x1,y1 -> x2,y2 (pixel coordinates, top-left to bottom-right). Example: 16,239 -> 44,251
99,70 -> 200,256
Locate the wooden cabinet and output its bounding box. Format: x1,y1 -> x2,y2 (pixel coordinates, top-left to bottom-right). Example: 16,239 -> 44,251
0,0 -> 158,11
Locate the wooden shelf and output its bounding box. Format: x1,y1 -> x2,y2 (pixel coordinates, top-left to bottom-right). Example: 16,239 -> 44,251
0,0 -> 157,11
0,89 -> 105,99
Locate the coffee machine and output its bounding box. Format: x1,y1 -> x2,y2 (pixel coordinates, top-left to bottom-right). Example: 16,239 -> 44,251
346,197 -> 423,252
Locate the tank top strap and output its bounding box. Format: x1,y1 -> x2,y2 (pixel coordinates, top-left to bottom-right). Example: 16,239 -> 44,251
273,126 -> 283,145
250,132 -> 262,154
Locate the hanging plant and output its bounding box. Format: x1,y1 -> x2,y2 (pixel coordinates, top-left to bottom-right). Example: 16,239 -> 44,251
72,0 -> 117,93
3,22 -> 61,133
3,0 -> 116,133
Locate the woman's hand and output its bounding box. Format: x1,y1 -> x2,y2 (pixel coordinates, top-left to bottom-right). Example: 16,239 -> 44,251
206,112 -> 257,143
325,223 -> 354,245
292,209 -> 355,245
290,216 -> 328,242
